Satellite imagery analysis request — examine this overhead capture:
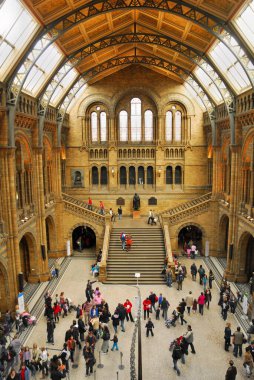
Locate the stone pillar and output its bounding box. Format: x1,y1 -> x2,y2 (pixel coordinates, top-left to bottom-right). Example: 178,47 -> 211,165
212,146 -> 221,197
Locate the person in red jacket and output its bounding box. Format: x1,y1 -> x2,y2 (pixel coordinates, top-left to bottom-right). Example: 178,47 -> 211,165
53,302 -> 61,323
88,197 -> 92,211
124,299 -> 134,322
198,292 -> 206,316
143,298 -> 152,320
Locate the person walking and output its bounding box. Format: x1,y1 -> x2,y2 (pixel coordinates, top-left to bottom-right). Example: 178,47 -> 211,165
117,303 -> 126,332
203,274 -> 208,291
149,291 -> 157,313
176,271 -> 184,291
205,288 -> 212,309
233,326 -> 244,358
225,360 -> 237,380
111,334 -> 119,351
198,292 -> 205,315
145,318 -> 154,337
244,346 -> 253,377
120,232 -> 126,251
112,312 -> 120,333
160,297 -> 170,321
67,336 -> 76,363
190,263 -> 197,281
46,318 -> 55,345
198,265 -> 205,285
88,197 -> 92,211
143,298 -> 152,320
124,299 -> 134,322
224,323 -> 232,352
184,325 -> 196,354
54,261 -> 60,278
99,201 -> 105,215
172,341 -> 182,376
185,292 -> 193,315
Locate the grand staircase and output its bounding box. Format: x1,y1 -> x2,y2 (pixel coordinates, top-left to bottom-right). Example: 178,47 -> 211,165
105,226 -> 165,284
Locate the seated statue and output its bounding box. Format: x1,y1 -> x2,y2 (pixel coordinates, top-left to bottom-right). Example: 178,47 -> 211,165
133,193 -> 140,210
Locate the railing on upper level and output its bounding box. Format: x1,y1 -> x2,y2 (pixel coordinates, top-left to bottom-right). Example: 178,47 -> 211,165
160,192 -> 212,217
62,193 -> 106,225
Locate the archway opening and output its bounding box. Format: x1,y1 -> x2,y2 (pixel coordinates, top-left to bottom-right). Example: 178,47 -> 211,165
72,226 -> 96,252
219,215 -> 229,257
19,235 -> 32,281
178,225 -> 203,254
243,233 -> 254,278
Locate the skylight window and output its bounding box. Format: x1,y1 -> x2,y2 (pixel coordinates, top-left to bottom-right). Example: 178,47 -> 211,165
194,67 -> 223,104
209,41 -> 251,93
23,43 -> 63,95
184,83 -> 206,111
0,0 -> 38,79
50,68 -> 78,106
235,1 -> 254,48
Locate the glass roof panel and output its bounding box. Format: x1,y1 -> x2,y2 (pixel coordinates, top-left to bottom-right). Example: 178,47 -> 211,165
235,1 -> 254,48
0,0 -> 38,80
184,83 -> 206,110
209,41 -> 251,92
23,42 -> 63,95
50,68 -> 78,106
66,84 -> 88,112
195,67 -> 223,103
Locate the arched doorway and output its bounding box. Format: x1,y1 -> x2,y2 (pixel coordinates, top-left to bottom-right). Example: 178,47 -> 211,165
19,234 -> 36,281
239,232 -> 254,278
219,215 -> 229,257
45,216 -> 56,253
178,225 -> 203,254
72,226 -> 96,252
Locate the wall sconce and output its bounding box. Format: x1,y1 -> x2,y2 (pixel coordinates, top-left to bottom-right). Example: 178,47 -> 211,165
111,167 -> 115,177
158,167 -> 162,177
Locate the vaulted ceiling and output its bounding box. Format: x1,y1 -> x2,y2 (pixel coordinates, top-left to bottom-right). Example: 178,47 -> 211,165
23,0 -> 245,85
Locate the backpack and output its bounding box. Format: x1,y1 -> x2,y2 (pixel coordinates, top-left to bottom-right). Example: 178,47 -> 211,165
103,332 -> 110,341
173,345 -> 182,359
178,274 -> 183,282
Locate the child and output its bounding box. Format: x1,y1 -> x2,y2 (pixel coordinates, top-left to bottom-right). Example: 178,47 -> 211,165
192,299 -> 197,313
111,334 -> 119,351
158,293 -> 163,307
145,318 -> 154,337
156,306 -> 160,320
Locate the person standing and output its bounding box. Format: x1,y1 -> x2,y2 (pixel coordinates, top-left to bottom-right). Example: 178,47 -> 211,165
83,346 -> 95,377
233,326 -> 244,358
88,197 -> 92,211
225,360 -> 237,380
120,232 -> 126,251
7,368 -> 20,380
243,346 -> 253,377
209,270 -> 214,289
117,303 -> 126,332
54,261 -> 60,278
224,323 -> 232,352
99,201 -> 105,215
166,267 -> 173,287
205,288 -> 212,309
176,271 -> 184,291
143,298 -> 151,320
149,291 -> 157,313
67,335 -> 76,363
184,325 -> 196,354
198,292 -> 205,315
83,300 -> 92,324
111,312 -> 120,333
190,263 -> 197,281
101,325 -> 110,353
124,299 -> 134,322
46,318 -> 55,345
145,318 -> 154,337
161,297 -> 170,321
39,347 -> 49,379
118,206 -> 122,220
185,292 -> 193,315
78,315 -> 86,342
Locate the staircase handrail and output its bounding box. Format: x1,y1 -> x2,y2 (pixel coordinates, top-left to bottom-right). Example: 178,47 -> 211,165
165,197 -> 211,223
160,192 -> 212,216
62,195 -> 105,224
62,192 -> 109,215
99,215 -> 112,282
159,215 -> 173,263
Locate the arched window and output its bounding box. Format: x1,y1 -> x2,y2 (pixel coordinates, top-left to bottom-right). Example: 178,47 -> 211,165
175,166 -> 182,184
147,166 -> 154,185
91,112 -> 98,142
131,98 -> 141,141
100,112 -> 107,142
138,166 -> 144,185
120,166 -> 127,185
166,166 -> 173,184
144,110 -> 153,141
165,111 -> 173,142
129,166 -> 136,185
100,166 -> 107,185
175,111 -> 182,142
119,110 -> 128,141
92,167 -> 98,185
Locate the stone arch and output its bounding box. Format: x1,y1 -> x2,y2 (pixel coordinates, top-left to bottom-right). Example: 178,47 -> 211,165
19,232 -> 37,282
77,94 -> 113,117
238,231 -> 254,278
161,93 -> 195,115
69,222 -> 98,254
45,215 -> 57,254
112,87 -> 160,114
219,214 -> 229,257
176,222 -> 206,254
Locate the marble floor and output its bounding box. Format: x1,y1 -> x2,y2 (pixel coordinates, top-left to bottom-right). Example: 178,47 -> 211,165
25,257 -> 247,380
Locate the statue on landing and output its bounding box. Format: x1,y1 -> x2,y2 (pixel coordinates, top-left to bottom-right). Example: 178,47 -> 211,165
133,193 -> 140,211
